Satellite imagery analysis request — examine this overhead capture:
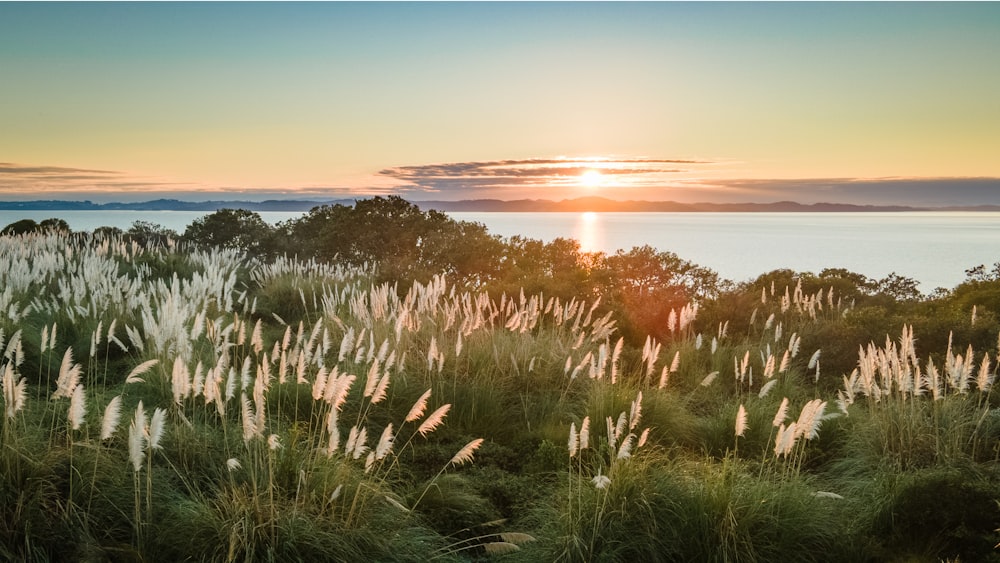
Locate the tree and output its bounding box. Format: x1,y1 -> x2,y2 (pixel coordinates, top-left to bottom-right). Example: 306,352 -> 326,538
126,221 -> 177,247
876,273 -> 922,302
285,196 -> 505,285
598,245 -> 720,341
183,209 -> 275,257
1,219 -> 39,235
39,218 -> 71,234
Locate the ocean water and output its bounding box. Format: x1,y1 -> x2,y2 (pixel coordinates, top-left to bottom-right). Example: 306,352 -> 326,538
450,211 -> 1000,291
2,209 -> 998,291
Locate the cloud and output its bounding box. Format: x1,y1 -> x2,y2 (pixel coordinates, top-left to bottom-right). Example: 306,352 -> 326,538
0,162 -> 199,194
379,157 -> 710,195
0,164 -> 117,175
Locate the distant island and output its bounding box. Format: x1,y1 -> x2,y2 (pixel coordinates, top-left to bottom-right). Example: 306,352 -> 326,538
2,196 -> 1000,213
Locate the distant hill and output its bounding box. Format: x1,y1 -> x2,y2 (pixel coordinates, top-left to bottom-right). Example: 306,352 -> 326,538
0,198 -> 354,212
2,196 -> 1000,213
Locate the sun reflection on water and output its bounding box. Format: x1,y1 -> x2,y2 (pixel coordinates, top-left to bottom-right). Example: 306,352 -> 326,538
575,212 -> 604,253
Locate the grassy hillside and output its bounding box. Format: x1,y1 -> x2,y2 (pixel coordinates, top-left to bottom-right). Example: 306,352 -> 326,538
1,227 -> 998,562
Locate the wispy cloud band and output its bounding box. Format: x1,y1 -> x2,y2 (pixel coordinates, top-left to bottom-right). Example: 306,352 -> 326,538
379,157 -> 710,195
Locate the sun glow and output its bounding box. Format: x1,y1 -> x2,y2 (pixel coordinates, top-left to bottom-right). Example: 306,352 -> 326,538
580,169 -> 604,189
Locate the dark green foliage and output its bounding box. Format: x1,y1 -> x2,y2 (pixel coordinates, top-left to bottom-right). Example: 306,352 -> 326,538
0,217 -> 69,235
184,208 -> 277,258
282,196 -> 505,285
865,468 -> 1000,562
126,220 -> 178,246
2,218 -> 40,235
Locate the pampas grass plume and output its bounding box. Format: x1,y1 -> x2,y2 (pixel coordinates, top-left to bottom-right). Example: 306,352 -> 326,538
758,379 -> 778,399
69,383 -> 87,430
417,404 -> 450,436
125,359 -> 159,385
734,404 -> 748,438
375,423 -> 394,460
449,438 -> 484,466
405,389 -> 432,422
579,416 -> 590,450
148,407 -> 166,450
2,365 -> 26,419
100,395 -> 123,440
773,397 -> 790,427
700,371 -> 718,387
129,404 -> 146,472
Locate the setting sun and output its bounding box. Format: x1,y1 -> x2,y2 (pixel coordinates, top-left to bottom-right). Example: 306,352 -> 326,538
580,169 -> 604,189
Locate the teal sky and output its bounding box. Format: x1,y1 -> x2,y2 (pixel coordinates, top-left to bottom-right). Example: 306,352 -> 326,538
1,2 -> 999,204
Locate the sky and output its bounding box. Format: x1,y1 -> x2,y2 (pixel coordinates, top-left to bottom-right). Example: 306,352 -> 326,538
1,2 -> 999,205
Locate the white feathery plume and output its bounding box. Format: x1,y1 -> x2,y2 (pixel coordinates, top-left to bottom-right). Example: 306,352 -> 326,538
579,416 -> 591,450
351,426 -> 368,460
405,389 -> 432,422
617,433 -> 635,459
734,404 -> 748,438
128,401 -> 147,472
125,359 -> 159,384
977,353 -> 993,391
241,393 -> 256,443
772,397 -> 790,427
2,364 -> 26,419
69,384 -> 87,431
417,404 -> 451,436
637,427 -> 650,448
658,365 -> 670,389
568,422 -> 579,458
614,412 -> 627,441
778,350 -> 791,374
327,373 -> 355,411
808,348 -> 822,369
52,347 -> 82,399
171,356 -> 190,404
375,423 -> 394,460
371,371 -> 391,405
268,433 -> 282,450
592,472 -> 611,489
758,379 -> 778,399
628,391 -> 643,430
100,395 -> 123,440
148,407 -> 166,450
326,410 -> 340,456
449,438 -> 484,466
312,367 -> 328,401
609,337 -> 623,383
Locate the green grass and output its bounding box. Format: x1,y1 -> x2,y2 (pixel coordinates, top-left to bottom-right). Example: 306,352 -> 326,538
1,230 -> 999,561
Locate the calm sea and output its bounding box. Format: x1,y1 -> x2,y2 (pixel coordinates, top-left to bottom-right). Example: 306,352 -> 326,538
3,209 -> 998,291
